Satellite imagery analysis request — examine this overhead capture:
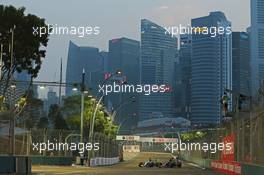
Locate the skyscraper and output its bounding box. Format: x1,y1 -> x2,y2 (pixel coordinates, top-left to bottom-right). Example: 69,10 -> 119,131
66,41 -> 104,96
190,12 -> 232,125
14,71 -> 39,97
14,70 -> 31,92
250,0 -> 264,96
174,34 -> 192,119
44,89 -> 59,112
139,19 -> 178,121
100,51 -> 108,73
108,38 -> 140,129
232,32 -> 250,98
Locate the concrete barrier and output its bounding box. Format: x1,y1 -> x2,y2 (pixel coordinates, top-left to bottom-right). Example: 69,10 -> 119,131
0,156 -> 15,174
241,163 -> 264,175
31,156 -> 72,165
211,160 -> 241,175
16,156 -> 31,174
181,151 -> 264,175
90,157 -> 119,167
0,156 -> 31,174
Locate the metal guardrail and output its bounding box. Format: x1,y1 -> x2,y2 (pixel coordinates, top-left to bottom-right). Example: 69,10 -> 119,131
180,110 -> 264,167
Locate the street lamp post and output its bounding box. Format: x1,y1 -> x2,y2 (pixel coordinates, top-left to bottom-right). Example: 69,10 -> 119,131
111,96 -> 135,123
10,26 -> 15,72
116,112 -> 136,134
87,70 -> 124,164
87,94 -> 103,165
80,69 -> 85,143
10,85 -> 16,155
0,43 -> 3,78
117,119 -> 127,134
89,70 -> 124,141
89,95 -> 104,144
64,133 -> 81,156
9,26 -> 15,155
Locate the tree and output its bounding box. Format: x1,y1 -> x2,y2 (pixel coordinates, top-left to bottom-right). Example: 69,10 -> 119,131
48,104 -> 68,130
62,95 -> 117,138
180,131 -> 207,141
37,116 -> 49,129
0,95 -> 6,112
0,5 -> 50,94
18,90 -> 45,129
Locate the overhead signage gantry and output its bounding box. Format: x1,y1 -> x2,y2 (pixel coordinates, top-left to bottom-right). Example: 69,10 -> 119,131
116,135 -> 178,143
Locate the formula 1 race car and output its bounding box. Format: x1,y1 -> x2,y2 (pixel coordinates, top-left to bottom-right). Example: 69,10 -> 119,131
138,157 -> 182,168
138,160 -> 162,168
163,158 -> 182,168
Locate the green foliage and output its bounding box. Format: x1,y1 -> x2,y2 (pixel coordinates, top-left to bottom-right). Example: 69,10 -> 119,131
37,116 -> 49,128
163,133 -> 178,138
15,97 -> 26,112
14,89 -> 45,129
0,95 -> 6,112
181,131 -> 207,141
48,104 -> 68,130
62,95 -> 117,137
0,5 -> 50,78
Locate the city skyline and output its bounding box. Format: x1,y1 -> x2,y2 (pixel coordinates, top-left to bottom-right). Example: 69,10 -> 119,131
1,0 -> 250,84
0,1 -> 255,126
1,1 -> 264,174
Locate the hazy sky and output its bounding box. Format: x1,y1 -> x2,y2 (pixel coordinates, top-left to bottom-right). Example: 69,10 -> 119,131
1,0 -> 250,93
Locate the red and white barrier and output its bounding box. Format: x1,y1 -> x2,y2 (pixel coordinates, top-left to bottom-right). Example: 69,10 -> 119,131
211,160 -> 241,175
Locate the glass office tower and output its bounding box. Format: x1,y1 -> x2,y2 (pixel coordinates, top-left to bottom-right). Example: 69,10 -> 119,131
232,32 -> 250,97
139,19 -> 178,121
190,12 -> 232,125
108,37 -> 140,132
66,41 -> 104,96
250,0 -> 264,96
